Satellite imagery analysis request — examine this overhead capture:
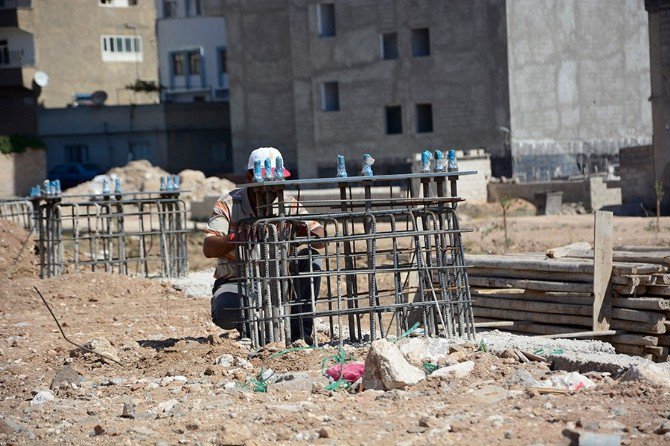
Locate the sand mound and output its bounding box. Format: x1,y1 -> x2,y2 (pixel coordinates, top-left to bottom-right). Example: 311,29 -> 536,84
64,160 -> 235,202
0,218 -> 38,279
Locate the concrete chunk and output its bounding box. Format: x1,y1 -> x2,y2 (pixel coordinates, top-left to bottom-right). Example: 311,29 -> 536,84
362,339 -> 425,390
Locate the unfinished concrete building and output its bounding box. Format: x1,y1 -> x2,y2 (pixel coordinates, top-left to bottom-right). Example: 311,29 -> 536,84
219,0 -> 650,181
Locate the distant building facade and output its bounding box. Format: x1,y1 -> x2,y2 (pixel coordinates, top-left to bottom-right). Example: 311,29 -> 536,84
155,0 -> 229,103
38,102 -> 232,176
0,0 -> 159,114
219,0 -> 651,180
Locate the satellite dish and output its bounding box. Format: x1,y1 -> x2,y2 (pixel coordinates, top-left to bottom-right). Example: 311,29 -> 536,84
91,90 -> 108,105
34,71 -> 49,87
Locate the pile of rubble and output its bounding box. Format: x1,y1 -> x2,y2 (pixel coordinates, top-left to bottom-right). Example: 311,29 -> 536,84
64,160 -> 235,202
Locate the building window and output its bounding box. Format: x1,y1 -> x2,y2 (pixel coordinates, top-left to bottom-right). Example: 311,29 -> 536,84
100,35 -> 142,62
381,33 -> 398,60
0,40 -> 8,66
317,3 -> 336,37
163,0 -> 178,18
218,48 -> 227,74
99,0 -> 137,6
385,106 -> 402,134
186,0 -> 202,16
411,28 -> 430,57
188,51 -> 201,75
321,82 -> 339,111
416,103 -> 433,133
65,144 -> 89,163
172,53 -> 184,75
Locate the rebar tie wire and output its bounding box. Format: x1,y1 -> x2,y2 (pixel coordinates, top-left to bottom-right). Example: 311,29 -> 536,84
34,286 -> 124,366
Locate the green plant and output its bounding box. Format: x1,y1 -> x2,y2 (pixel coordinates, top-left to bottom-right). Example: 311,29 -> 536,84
125,79 -> 163,93
499,194 -> 514,246
0,134 -> 46,154
655,180 -> 664,234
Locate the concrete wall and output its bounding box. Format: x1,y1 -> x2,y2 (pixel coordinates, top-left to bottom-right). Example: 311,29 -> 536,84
619,145 -> 656,208
646,1 -> 670,213
222,0 -> 298,174
0,147 -> 46,197
507,0 -> 652,180
488,175 -> 621,211
30,0 -> 159,107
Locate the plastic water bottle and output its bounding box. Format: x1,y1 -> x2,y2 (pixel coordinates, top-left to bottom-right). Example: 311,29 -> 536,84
54,179 -> 62,195
263,158 -> 273,181
114,178 -> 122,194
166,175 -> 174,191
447,150 -> 458,172
253,160 -> 264,183
102,178 -> 110,195
275,157 -> 285,180
434,150 -> 446,172
420,150 -> 432,173
159,176 -> 166,191
173,175 -> 180,190
336,155 -> 347,178
43,180 -> 50,196
361,154 -> 375,177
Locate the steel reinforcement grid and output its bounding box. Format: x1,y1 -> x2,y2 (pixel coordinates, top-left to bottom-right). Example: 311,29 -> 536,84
30,191 -> 188,279
232,171 -> 477,348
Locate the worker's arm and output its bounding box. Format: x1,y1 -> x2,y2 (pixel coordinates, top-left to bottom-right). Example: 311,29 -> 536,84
309,225 -> 326,250
202,234 -> 237,258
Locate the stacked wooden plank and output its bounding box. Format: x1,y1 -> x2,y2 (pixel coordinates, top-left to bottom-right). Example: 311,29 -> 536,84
467,248 -> 670,362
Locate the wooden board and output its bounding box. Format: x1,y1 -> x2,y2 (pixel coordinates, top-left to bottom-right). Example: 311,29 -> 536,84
471,289 -> 594,306
608,334 -> 659,346
611,297 -> 670,311
469,267 -> 593,284
611,308 -> 665,324
473,295 -> 593,316
593,211 -> 613,332
468,276 -> 593,293
472,306 -> 593,327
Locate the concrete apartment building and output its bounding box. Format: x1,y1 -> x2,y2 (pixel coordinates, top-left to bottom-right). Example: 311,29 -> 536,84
219,0 -> 651,180
155,0 -> 229,102
0,0 -> 159,136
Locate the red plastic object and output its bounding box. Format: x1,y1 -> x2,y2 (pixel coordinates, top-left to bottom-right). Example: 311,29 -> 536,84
325,363 -> 365,383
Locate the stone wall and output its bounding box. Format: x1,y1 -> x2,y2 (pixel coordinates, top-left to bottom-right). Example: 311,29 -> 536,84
0,148 -> 46,197
487,175 -> 621,212
619,145 -> 656,208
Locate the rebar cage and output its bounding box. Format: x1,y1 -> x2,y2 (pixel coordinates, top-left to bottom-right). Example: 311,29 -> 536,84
31,192 -> 188,278
233,171 -> 477,348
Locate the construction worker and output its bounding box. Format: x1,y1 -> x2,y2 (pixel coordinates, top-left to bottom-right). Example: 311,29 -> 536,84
203,147 -> 325,344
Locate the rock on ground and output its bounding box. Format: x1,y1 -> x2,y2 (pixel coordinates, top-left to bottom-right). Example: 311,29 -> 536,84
429,361 -> 475,379
362,339 -> 425,390
620,363 -> 670,388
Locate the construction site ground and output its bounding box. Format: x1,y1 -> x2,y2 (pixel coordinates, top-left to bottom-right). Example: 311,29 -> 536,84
1,212 -> 670,445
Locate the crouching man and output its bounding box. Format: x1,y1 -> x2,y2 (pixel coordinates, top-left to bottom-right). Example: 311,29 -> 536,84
203,147 -> 325,344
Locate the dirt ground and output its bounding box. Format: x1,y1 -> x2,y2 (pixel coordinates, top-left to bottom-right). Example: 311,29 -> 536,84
1,214 -> 670,445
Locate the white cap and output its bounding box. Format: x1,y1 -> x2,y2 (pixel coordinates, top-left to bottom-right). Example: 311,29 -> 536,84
247,147 -> 291,178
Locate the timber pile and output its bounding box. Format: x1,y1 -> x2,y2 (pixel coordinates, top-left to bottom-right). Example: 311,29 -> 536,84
467,245 -> 670,362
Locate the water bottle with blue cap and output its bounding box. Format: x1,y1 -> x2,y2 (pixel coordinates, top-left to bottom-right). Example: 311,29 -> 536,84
420,150 -> 432,173
336,155 -> 347,178
166,175 -> 174,191
253,159 -> 264,183
54,179 -> 62,195
43,180 -> 50,196
173,175 -> 180,190
361,154 -> 375,176
275,157 -> 285,180
434,150 -> 446,172
263,158 -> 273,181
447,150 -> 458,172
